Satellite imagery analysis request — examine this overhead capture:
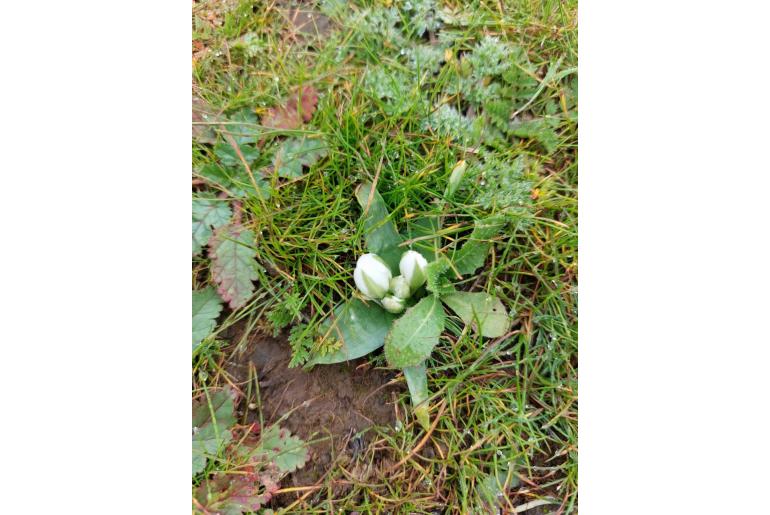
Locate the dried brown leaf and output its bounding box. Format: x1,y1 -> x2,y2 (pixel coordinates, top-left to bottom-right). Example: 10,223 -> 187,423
261,86 -> 319,130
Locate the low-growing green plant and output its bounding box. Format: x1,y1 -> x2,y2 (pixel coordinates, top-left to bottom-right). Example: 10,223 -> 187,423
193,0 -> 578,507
304,178 -> 519,429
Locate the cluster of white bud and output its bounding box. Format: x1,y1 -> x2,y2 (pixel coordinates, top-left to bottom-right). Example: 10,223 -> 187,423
352,250 -> 429,314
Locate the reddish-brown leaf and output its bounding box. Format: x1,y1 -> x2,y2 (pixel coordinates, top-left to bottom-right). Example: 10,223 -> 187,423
209,224 -> 258,309
261,86 -> 318,129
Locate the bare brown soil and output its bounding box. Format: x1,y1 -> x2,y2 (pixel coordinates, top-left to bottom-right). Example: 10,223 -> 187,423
226,327 -> 401,490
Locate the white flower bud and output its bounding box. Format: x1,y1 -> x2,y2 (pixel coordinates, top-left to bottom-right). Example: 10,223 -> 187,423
353,253 -> 392,299
399,250 -> 428,290
445,159 -> 467,197
389,275 -> 411,299
381,295 -> 406,314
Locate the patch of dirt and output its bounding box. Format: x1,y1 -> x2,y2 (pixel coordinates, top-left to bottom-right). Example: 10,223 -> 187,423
227,328 -> 401,489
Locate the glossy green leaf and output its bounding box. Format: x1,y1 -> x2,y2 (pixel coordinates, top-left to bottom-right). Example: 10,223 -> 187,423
403,362 -> 430,430
355,182 -> 404,271
384,296 -> 445,368
452,215 -> 507,276
307,299 -> 396,365
442,291 -> 510,338
192,287 -> 224,350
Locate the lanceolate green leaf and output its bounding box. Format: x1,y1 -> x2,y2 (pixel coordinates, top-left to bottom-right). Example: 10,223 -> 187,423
442,291 -> 510,338
209,224 -> 259,309
403,362 -> 430,431
307,299 -> 396,365
452,215 -> 507,276
384,296 -> 445,368
192,287 -> 224,350
356,182 -> 404,272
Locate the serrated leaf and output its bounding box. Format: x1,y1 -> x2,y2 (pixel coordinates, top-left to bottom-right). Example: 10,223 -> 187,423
192,429 -> 232,477
384,296 -> 445,368
192,198 -> 232,255
192,453 -> 207,476
273,137 -> 328,178
192,388 -> 237,476
468,36 -> 514,77
363,66 -> 421,116
509,118 -> 559,154
209,224 -> 259,309
224,108 -> 262,145
403,0 -> 441,36
192,287 -> 224,350
193,198 -> 232,226
193,388 -> 237,434
425,257 -> 453,296
442,292 -> 510,338
192,220 -> 210,256
307,299 -> 396,365
213,141 -> 260,167
259,425 -> 309,473
196,163 -> 272,200
484,98 -> 514,131
195,468 -> 278,514
405,44 -> 446,73
403,362 -> 430,430
452,215 -> 507,276
355,182 -> 404,271
473,156 -> 533,214
422,104 -> 481,144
